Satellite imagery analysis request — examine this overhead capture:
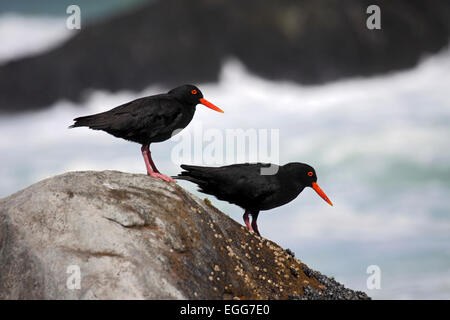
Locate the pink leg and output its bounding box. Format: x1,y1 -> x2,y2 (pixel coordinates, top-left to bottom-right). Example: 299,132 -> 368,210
243,211 -> 253,232
148,153 -> 160,173
251,211 -> 261,236
141,145 -> 175,183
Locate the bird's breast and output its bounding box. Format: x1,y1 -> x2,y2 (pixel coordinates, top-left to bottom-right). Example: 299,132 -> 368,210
259,185 -> 304,211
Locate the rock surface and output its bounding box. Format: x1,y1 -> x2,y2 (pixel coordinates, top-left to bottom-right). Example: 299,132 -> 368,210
1,0 -> 450,113
0,171 -> 369,299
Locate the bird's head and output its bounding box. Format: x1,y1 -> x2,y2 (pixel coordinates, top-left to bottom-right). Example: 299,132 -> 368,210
168,84 -> 224,113
289,163 -> 333,206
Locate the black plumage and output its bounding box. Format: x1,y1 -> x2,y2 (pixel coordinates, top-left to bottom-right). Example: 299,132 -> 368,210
70,93 -> 194,144
70,84 -> 223,181
175,162 -> 333,236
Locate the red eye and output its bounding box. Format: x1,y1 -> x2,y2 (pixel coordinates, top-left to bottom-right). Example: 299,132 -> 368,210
307,171 -> 313,177
191,89 -> 197,95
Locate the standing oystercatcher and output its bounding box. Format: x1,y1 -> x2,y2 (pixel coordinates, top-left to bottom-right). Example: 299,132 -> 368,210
174,162 -> 333,236
70,85 -> 223,182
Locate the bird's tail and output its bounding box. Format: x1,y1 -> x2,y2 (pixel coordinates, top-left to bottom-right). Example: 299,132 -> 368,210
69,115 -> 95,129
68,113 -> 109,129
172,164 -> 216,185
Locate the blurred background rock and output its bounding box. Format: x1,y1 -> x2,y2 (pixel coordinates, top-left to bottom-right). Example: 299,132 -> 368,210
1,0 -> 449,113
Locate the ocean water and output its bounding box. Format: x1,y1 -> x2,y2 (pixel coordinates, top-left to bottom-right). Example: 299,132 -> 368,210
0,14 -> 449,299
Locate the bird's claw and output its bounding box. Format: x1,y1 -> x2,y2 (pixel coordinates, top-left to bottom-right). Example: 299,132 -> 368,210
148,172 -> 176,183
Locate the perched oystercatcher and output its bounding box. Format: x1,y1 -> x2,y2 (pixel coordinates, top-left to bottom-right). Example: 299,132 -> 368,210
69,85 -> 223,182
174,162 -> 333,236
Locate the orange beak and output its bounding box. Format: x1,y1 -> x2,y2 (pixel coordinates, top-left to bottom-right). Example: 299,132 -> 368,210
199,98 -> 224,113
312,182 -> 333,206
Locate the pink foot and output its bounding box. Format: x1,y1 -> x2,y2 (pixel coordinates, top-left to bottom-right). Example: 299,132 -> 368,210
243,211 -> 253,232
148,171 -> 176,183
251,212 -> 261,237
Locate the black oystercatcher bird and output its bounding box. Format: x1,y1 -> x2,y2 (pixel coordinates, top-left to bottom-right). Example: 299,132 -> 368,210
174,162 -> 333,236
69,85 -> 223,182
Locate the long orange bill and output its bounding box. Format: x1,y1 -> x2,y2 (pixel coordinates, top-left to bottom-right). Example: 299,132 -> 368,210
199,98 -> 224,113
312,182 -> 333,206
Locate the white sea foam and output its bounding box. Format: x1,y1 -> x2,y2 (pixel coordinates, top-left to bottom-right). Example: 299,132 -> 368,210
0,14 -> 72,63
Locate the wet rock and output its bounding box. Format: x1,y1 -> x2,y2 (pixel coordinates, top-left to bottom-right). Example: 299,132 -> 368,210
0,170 -> 369,299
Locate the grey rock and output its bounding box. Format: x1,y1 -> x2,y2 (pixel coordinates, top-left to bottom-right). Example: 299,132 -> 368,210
0,170 -> 369,300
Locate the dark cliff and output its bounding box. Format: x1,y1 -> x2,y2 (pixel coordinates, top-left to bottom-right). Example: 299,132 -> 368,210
1,0 -> 449,113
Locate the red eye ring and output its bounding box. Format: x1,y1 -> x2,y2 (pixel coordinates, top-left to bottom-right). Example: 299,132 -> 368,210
191,89 -> 197,95
307,171 -> 314,177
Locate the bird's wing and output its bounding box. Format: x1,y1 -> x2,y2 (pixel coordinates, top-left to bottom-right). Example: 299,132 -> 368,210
218,164 -> 281,202
110,95 -> 185,139
177,163 -> 281,206
71,95 -> 183,139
